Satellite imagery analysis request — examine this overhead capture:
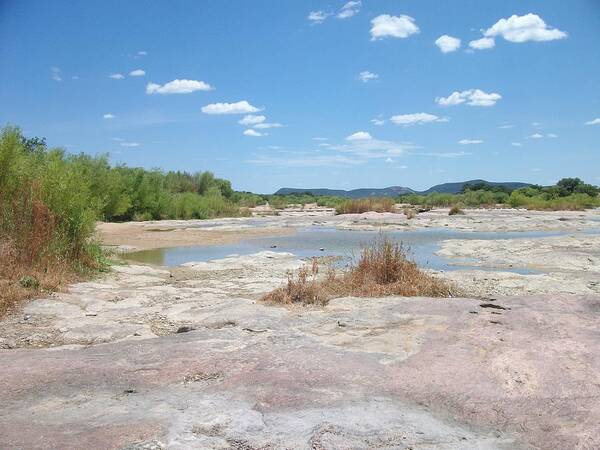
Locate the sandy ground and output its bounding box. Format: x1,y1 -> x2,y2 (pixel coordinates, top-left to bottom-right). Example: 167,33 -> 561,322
1,208 -> 600,449
97,220 -> 294,251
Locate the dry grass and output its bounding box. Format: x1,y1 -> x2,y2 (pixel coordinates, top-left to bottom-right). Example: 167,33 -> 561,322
403,207 -> 417,219
262,235 -> 455,306
0,237 -> 84,317
449,205 -> 465,216
0,188 -> 100,317
336,197 -> 395,215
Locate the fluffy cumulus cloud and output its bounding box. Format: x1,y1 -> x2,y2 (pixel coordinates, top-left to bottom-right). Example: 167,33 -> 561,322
146,79 -> 213,94
109,73 -> 125,79
346,131 -> 372,141
371,118 -> 385,126
129,69 -> 146,77
484,13 -> 567,43
307,10 -> 329,24
529,133 -> 544,139
239,114 -> 266,126
469,37 -> 495,50
337,1 -> 361,19
103,113 -> 115,119
390,112 -> 447,126
436,89 -> 502,107
370,15 -> 419,41
435,35 -> 461,53
201,100 -> 261,114
458,139 -> 483,145
358,71 -> 379,82
585,118 -> 600,126
243,129 -> 264,137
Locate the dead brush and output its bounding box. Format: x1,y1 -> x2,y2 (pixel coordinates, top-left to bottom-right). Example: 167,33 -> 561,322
335,197 -> 395,215
263,257 -> 326,305
449,205 -> 465,216
262,235 -> 455,305
403,207 -> 416,219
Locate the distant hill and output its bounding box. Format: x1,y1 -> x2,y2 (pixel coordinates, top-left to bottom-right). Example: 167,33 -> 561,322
274,186 -> 415,198
274,180 -> 531,198
421,179 -> 532,194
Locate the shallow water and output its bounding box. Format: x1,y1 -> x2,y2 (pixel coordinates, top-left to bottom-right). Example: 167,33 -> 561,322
124,226 -> 596,274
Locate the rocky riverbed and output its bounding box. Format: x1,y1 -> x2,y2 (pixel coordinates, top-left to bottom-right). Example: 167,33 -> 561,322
1,208 -> 600,449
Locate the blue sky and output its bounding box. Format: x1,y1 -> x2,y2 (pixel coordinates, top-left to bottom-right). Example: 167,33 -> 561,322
1,0 -> 599,193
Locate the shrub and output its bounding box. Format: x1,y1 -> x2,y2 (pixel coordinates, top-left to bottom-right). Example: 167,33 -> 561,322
0,127 -> 104,315
449,205 -> 465,215
263,235 -> 455,305
336,197 -> 395,214
403,207 -> 416,219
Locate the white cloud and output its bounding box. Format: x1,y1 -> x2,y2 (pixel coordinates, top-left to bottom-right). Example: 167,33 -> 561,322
435,35 -> 461,53
385,157 -> 393,163
137,50 -> 147,56
436,89 -> 501,107
529,133 -> 544,139
390,112 -> 447,126
370,15 -> 419,41
358,71 -> 379,83
371,118 -> 386,126
308,10 -> 329,24
202,100 -> 261,114
484,14 -> 567,43
103,113 -> 116,119
146,79 -> 213,94
331,136 -> 416,159
337,1 -> 361,19
239,114 -> 266,126
248,154 -> 364,168
129,69 -> 146,77
51,67 -> 62,82
512,142 -> 522,147
243,129 -> 264,137
346,131 -> 372,141
499,124 -> 514,129
312,137 -> 328,141
411,151 -> 469,158
109,73 -> 125,80
547,133 -> 558,138
254,122 -> 283,129
120,142 -> 140,147
458,139 -> 483,145
469,37 -> 495,50
585,118 -> 600,126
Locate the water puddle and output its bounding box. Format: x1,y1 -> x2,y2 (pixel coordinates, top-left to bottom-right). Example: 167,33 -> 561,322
123,226 -> 598,274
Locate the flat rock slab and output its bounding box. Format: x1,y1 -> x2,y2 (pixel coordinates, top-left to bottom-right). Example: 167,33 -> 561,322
1,293 -> 599,449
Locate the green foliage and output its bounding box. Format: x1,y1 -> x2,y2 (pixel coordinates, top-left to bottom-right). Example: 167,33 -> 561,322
400,181 -> 599,211
0,126 -> 251,280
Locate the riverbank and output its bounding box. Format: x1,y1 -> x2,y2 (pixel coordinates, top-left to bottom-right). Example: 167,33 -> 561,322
1,208 -> 600,449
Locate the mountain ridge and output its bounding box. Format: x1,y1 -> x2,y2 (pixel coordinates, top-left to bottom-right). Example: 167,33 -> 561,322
274,180 -> 531,198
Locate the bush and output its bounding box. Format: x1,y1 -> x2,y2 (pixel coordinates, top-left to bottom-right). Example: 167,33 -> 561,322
449,205 -> 465,215
0,127 -> 104,315
336,197 -> 395,214
263,235 -> 455,305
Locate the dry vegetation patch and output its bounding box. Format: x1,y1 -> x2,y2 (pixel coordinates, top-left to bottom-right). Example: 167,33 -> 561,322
335,197 -> 395,214
262,236 -> 455,305
449,205 -> 465,216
